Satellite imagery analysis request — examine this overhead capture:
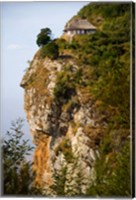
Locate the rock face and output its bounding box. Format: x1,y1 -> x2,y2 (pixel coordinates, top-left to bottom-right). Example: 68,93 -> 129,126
20,52 -> 106,196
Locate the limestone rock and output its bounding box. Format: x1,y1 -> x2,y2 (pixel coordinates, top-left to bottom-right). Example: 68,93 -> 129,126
21,53 -> 106,195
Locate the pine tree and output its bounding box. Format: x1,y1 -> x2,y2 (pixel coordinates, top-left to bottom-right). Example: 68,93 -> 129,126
2,118 -> 41,195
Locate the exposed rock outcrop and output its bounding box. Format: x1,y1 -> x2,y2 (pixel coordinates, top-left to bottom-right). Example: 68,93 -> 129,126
20,52 -> 106,196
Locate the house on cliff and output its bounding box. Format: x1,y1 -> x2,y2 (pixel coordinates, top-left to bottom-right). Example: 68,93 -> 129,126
64,18 -> 96,36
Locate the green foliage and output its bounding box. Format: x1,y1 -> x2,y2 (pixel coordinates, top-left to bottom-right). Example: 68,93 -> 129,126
36,28 -> 51,47
53,3 -> 131,197
69,38 -> 80,50
51,151 -> 84,197
2,118 -> 41,195
53,63 -> 88,102
69,3 -> 131,128
53,65 -> 76,102
78,3 -> 130,25
55,139 -> 74,163
109,141 -> 130,196
36,28 -> 59,60
86,134 -> 130,197
41,41 -> 59,60
55,38 -> 68,53
51,166 -> 67,196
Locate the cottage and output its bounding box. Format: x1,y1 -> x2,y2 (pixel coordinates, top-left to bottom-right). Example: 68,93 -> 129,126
64,18 -> 96,36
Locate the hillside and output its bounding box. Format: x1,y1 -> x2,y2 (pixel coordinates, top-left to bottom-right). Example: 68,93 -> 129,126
20,2 -> 131,197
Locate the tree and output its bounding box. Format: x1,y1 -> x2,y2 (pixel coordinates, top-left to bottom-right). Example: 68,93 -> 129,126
36,28 -> 52,47
86,138 -> 131,197
2,118 -> 41,195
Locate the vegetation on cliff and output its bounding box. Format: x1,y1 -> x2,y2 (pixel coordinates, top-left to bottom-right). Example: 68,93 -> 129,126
52,3 -> 131,197
19,2 -> 132,197
36,28 -> 59,60
67,3 -> 130,127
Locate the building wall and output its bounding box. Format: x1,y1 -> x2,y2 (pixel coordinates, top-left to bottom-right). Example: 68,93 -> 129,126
66,29 -> 96,35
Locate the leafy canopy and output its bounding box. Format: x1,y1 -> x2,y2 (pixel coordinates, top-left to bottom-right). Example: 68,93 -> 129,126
36,28 -> 51,47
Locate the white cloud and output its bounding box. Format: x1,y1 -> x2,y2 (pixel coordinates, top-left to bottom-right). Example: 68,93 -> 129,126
7,44 -> 23,50
7,44 -> 31,50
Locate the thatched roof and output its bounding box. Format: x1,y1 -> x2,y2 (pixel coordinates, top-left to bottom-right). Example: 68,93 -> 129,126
64,19 -> 96,31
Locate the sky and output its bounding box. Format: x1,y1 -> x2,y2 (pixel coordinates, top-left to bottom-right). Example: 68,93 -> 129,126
0,1 -> 89,141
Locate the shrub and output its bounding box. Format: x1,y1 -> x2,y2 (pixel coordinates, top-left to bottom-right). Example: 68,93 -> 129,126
55,139 -> 73,163
41,41 -> 59,60
53,69 -> 76,101
55,38 -> 68,51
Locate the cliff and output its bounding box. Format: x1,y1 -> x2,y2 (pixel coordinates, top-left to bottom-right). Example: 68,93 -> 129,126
20,53 -> 104,194
20,2 -> 131,197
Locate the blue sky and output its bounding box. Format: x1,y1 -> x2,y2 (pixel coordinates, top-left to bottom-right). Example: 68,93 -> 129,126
1,1 -> 89,140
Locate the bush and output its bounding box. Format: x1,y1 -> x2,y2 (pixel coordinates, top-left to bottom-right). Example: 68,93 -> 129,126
41,41 -> 59,60
55,38 -> 68,51
53,69 -> 76,102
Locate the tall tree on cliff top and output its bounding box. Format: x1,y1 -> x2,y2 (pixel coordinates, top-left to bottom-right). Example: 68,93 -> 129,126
36,28 -> 52,47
